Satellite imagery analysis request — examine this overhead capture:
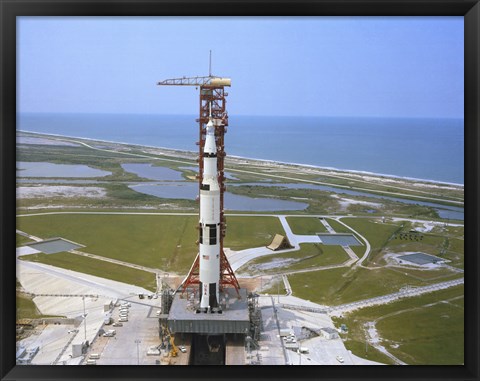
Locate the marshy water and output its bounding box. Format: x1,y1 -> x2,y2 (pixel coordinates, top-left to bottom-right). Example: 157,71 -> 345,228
16,161 -> 463,218
17,161 -> 112,178
118,163 -> 306,211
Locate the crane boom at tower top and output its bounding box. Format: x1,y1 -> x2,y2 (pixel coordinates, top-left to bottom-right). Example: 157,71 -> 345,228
157,76 -> 231,87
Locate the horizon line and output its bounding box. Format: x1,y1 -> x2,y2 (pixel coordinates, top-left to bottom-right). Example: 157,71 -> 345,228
16,111 -> 465,120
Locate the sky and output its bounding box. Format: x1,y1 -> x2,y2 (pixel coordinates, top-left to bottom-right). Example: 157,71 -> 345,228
17,16 -> 464,118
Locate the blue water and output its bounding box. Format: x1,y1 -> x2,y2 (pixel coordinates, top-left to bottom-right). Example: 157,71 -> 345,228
17,113 -> 464,184
17,161 -> 111,178
129,182 -> 309,211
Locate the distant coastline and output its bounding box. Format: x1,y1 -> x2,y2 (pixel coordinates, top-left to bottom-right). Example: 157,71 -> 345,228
17,113 -> 465,185
18,130 -> 464,188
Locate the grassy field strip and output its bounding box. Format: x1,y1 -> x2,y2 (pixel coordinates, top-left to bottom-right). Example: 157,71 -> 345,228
285,216 -> 329,234
292,170 -> 464,202
17,211 -> 198,217
56,137 -> 199,167
40,134 -> 463,206
69,249 -> 165,275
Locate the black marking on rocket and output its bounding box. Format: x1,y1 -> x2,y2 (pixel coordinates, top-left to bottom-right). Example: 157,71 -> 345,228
197,281 -> 220,313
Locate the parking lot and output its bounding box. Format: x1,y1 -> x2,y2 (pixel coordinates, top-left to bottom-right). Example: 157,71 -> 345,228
86,296 -> 163,365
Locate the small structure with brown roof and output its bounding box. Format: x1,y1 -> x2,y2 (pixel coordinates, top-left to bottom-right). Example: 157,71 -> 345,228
266,234 -> 292,251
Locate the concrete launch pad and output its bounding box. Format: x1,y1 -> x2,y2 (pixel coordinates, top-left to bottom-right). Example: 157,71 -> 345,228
398,252 -> 446,265
167,288 -> 250,335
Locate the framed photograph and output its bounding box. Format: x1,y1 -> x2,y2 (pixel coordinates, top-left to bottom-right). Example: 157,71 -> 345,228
1,1 -> 478,381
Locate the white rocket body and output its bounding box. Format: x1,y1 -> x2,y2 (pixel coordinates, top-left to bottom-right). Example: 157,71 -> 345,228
198,116 -> 221,311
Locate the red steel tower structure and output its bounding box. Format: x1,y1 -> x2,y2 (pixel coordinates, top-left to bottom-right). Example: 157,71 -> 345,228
157,75 -> 240,299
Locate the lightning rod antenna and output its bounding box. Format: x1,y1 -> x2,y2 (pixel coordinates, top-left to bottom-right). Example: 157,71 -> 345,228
209,50 -> 212,77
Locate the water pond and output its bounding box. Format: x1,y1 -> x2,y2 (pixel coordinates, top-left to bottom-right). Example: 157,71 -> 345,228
129,182 -> 308,212
17,161 -> 111,178
233,183 -> 464,221
17,179 -> 103,184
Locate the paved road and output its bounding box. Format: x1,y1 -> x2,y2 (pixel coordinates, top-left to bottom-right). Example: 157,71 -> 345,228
16,229 -> 42,242
278,216 -> 300,249
282,275 -> 292,296
278,278 -> 464,316
332,217 -> 371,268
328,278 -> 464,315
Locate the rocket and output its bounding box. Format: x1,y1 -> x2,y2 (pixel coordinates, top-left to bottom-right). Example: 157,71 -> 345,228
198,103 -> 221,313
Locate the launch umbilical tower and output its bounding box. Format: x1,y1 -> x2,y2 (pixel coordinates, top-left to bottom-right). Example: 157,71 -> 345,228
158,71 -> 240,312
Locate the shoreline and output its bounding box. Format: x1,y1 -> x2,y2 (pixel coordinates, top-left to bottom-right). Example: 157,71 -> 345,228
18,130 -> 464,188
227,154 -> 464,188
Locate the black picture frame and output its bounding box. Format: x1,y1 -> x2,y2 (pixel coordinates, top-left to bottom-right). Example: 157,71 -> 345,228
1,1 -> 478,381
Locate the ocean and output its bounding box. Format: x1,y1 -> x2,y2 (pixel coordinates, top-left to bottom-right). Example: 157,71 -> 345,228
17,113 -> 464,185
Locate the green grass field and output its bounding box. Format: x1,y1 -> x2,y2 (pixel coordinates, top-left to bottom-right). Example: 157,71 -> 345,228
339,218 -> 401,264
377,296 -> 464,364
17,214 -> 199,272
287,267 -> 349,305
223,216 -> 285,250
285,217 -> 328,234
324,218 -> 354,233
17,213 -> 284,273
16,234 -> 32,247
331,285 -> 464,365
20,252 -> 157,291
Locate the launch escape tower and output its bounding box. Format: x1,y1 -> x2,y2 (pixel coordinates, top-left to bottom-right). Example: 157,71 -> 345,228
157,68 -> 240,311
